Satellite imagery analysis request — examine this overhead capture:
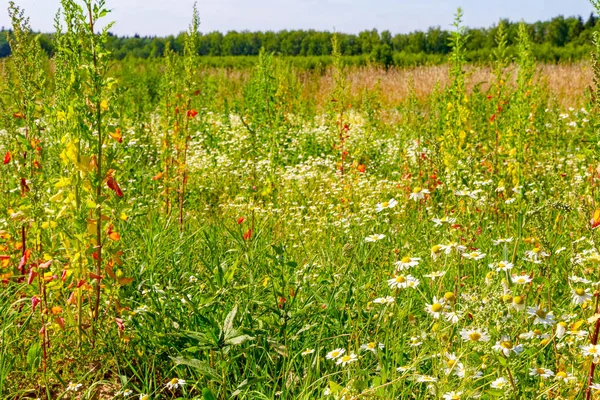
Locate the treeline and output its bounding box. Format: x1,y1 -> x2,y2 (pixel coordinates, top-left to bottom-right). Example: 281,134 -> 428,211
0,13 -> 598,65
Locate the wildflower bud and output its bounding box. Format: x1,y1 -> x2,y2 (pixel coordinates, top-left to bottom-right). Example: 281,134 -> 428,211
501,294 -> 512,303
444,292 -> 455,302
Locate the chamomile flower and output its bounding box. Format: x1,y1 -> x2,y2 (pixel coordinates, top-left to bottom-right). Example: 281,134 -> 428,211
165,378 -> 185,390
490,377 -> 510,389
492,237 -> 514,246
440,242 -> 467,254
424,270 -> 446,280
301,348 -> 315,356
416,375 -> 437,383
581,344 -> 600,363
409,187 -> 430,201
424,297 -> 446,319
375,198 -> 397,212
395,256 -> 420,270
571,287 -> 592,305
443,353 -> 465,377
66,382 -> 83,392
459,328 -> 490,343
335,353 -> 357,366
462,251 -> 486,260
527,305 -> 555,326
529,367 -> 554,379
365,234 -> 385,242
432,216 -> 456,226
431,244 -> 444,260
492,336 -> 524,357
511,274 -> 532,285
326,348 -> 345,360
373,296 -> 395,305
388,274 -> 417,289
360,342 -> 384,353
442,391 -> 462,400
554,371 -> 576,383
489,260 -> 513,272
510,295 -> 526,311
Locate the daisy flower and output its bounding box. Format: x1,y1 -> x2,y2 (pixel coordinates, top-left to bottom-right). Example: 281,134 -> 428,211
459,328 -> 490,343
365,234 -> 385,242
409,187 -> 430,201
375,198 -> 397,212
335,353 -> 358,366
431,244 -> 444,260
395,256 -> 420,270
510,295 -> 526,311
326,348 -> 345,360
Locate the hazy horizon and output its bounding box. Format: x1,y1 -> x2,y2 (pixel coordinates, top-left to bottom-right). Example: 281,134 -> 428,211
0,0 -> 595,37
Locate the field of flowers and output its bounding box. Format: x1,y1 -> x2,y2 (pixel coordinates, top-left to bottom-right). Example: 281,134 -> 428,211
4,1 -> 600,399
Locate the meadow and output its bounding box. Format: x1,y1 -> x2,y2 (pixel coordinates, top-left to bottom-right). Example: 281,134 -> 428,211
3,1 -> 600,399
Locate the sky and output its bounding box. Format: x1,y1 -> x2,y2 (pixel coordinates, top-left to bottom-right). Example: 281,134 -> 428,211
0,0 -> 596,37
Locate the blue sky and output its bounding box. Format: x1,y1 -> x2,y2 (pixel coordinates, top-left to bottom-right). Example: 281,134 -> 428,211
0,0 -> 596,36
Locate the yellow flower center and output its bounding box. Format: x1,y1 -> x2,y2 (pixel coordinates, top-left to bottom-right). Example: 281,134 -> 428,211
444,292 -> 455,302
432,245 -> 442,253
431,303 -> 443,312
413,187 -> 422,193
513,296 -> 524,305
382,202 -> 389,208
535,309 -> 547,319
331,351 -> 340,357
576,288 -> 586,296
341,355 -> 351,362
533,247 -> 541,254
498,262 -> 506,268
536,368 -> 545,375
469,332 -> 481,341
451,395 -> 460,400
589,347 -> 598,354
169,378 -> 179,385
533,329 -> 542,335
367,342 -> 375,349
556,371 -> 567,378
447,359 -> 456,367
470,252 -> 479,258
395,275 -> 406,283
401,256 -> 411,263
500,340 -> 513,349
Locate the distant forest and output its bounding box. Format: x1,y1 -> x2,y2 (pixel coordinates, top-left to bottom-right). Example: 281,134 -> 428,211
0,14 -> 598,66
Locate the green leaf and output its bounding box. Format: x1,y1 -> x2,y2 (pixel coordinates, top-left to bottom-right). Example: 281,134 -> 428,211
26,342 -> 41,371
202,388 -> 216,400
170,356 -> 219,380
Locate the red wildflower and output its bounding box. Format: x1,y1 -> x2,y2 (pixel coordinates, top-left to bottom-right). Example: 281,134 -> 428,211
187,109 -> 198,118
237,217 -> 245,224
3,152 -> 10,165
243,229 -> 252,240
106,176 -> 124,197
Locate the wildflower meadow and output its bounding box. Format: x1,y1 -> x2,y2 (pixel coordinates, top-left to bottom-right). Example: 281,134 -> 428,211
4,0 -> 600,399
